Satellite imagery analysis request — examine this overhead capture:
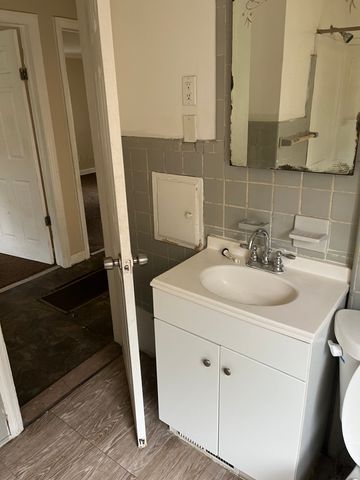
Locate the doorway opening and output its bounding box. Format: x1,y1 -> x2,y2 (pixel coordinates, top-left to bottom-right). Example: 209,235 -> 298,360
56,19 -> 104,256
0,14 -> 111,423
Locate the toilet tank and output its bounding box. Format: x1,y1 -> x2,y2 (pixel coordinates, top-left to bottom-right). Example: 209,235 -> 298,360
334,310 -> 360,415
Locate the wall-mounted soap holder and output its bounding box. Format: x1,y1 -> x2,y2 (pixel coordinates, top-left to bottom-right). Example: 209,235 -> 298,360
289,216 -> 329,253
238,219 -> 269,233
289,230 -> 327,244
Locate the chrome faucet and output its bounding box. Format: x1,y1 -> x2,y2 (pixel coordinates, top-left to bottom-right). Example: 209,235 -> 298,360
245,228 -> 295,274
248,228 -> 271,265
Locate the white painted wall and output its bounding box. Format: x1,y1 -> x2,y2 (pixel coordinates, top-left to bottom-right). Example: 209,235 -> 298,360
109,0 -> 216,140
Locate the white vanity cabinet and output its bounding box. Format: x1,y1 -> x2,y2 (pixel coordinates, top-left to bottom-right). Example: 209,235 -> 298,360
218,346 -> 305,480
155,319 -> 220,453
151,237 -> 349,480
155,317 -> 307,480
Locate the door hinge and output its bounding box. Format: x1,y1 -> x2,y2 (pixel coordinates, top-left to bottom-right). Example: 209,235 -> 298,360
45,215 -> 51,227
19,67 -> 28,81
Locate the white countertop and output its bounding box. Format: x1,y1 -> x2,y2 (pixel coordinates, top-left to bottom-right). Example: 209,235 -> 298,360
150,236 -> 350,342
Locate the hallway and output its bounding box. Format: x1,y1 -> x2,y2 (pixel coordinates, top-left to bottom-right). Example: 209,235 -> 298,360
0,253 -> 113,406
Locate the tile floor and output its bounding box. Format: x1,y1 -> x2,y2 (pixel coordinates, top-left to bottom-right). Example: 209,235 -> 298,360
0,353 -> 354,480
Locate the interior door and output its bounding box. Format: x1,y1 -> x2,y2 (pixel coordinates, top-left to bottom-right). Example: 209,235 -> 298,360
0,29 -> 53,264
76,0 -> 147,446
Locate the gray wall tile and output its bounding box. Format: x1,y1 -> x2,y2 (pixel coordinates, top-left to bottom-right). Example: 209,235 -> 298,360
225,205 -> 246,230
274,170 -> 302,186
165,151 -> 182,174
225,164 -> 248,181
246,209 -> 271,226
204,153 -> 225,178
132,171 -> 148,192
248,169 -> 273,184
204,179 -> 224,204
183,152 -> 203,177
272,213 -> 295,241
329,222 -> 357,254
273,187 -> 300,214
334,168 -> 360,193
148,150 -> 165,172
301,189 -> 331,218
132,149 -> 147,172
303,173 -> 333,190
225,181 -> 246,207
331,193 -> 359,223
248,184 -> 273,211
204,203 -> 223,227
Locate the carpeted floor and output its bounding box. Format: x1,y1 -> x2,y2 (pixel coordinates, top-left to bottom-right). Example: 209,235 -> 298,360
81,172 -> 104,253
0,253 -> 114,406
0,254 -> 52,290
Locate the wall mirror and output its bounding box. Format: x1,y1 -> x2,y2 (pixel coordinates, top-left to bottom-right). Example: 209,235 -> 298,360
230,0 -> 360,174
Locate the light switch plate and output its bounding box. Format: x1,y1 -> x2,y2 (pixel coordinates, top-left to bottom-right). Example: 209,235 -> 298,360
183,114 -> 197,143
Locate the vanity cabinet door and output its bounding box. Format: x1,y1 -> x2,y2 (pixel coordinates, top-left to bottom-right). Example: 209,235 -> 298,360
219,347 -> 306,480
155,318 -> 220,453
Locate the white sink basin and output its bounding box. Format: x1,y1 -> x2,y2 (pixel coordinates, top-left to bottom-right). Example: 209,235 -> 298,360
200,265 -> 298,306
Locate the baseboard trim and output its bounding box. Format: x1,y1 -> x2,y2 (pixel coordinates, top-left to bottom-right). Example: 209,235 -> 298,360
70,250 -> 89,266
80,167 -> 96,176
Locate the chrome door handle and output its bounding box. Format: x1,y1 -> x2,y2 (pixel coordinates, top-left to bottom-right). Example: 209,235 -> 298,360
104,256 -> 122,270
133,253 -> 148,266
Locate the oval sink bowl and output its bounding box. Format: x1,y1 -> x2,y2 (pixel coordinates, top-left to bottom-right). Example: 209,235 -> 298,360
200,265 -> 298,306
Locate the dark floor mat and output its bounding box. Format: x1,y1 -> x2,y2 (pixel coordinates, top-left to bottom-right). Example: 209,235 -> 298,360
40,269 -> 108,312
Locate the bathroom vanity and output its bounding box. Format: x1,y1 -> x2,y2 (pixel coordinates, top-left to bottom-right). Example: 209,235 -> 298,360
151,237 -> 350,480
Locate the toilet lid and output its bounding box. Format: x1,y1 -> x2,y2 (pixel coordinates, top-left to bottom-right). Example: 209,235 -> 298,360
342,364 -> 360,466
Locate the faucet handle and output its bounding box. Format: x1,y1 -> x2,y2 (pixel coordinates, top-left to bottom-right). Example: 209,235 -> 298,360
273,250 -> 284,273
250,244 -> 258,262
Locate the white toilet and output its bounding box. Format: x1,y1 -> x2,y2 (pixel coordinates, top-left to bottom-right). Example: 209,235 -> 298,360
332,309 -> 360,480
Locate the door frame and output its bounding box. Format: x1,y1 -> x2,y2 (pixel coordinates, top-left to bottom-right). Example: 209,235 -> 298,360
54,17 -> 90,262
0,325 -> 23,442
0,10 -> 71,267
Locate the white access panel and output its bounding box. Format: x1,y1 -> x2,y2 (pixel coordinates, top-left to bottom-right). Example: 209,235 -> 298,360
152,172 -> 203,249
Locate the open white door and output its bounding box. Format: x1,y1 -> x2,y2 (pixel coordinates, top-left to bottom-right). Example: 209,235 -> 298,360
76,0 -> 147,447
0,323 -> 23,444
0,30 -> 53,264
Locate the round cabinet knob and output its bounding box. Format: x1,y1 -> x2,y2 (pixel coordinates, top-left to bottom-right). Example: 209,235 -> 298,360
184,211 -> 193,219
223,367 -> 232,376
202,359 -> 211,368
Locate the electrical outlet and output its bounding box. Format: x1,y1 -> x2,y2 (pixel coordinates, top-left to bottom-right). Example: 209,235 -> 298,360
182,75 -> 197,106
